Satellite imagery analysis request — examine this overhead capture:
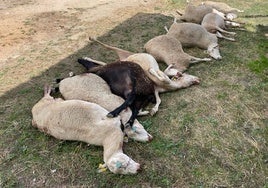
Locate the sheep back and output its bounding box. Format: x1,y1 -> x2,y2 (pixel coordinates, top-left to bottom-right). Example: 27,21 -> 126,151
145,35 -> 191,70
167,22 -> 217,49
201,13 -> 226,33
181,5 -> 213,24
59,73 -> 125,111
89,61 -> 155,97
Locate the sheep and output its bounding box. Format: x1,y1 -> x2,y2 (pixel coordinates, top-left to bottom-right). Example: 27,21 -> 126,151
57,73 -> 153,142
32,85 -> 140,174
201,1 -> 244,21
201,1 -> 244,14
177,4 -> 225,24
78,59 -> 156,127
144,34 -> 211,74
201,12 -> 237,41
166,21 -> 222,60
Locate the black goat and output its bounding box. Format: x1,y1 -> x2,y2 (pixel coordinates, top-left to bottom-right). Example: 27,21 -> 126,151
78,58 -> 156,127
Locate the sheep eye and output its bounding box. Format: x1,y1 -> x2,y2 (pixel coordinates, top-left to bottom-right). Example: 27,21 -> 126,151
116,161 -> 122,168
131,126 -> 137,132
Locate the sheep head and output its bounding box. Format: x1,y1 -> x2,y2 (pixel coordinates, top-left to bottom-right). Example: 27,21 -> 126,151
119,109 -> 153,142
124,120 -> 153,142
107,153 -> 140,174
179,73 -> 201,86
207,43 -> 222,60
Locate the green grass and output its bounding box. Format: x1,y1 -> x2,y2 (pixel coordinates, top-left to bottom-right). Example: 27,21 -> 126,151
1,0 -> 268,187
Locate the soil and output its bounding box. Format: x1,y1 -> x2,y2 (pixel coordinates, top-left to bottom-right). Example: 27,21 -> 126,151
0,0 -> 164,95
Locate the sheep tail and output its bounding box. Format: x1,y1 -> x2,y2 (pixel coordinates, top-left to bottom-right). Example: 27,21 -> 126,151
164,26 -> 169,33
43,84 -> 51,97
176,10 -> 183,16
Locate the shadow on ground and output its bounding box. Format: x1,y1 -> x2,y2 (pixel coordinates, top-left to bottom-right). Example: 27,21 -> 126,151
0,12 -> 173,186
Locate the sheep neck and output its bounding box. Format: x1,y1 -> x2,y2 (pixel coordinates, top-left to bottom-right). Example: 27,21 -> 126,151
102,130 -> 124,163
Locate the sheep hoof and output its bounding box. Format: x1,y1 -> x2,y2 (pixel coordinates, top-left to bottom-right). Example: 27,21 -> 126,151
137,110 -> 150,116
150,108 -> 157,116
107,113 -> 115,118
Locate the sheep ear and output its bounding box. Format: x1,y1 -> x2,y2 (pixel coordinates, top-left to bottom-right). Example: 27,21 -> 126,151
116,161 -> 122,168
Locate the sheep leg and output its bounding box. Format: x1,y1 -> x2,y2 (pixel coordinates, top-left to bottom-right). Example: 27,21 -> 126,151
126,93 -> 156,126
216,26 -> 236,35
190,57 -> 212,64
83,57 -> 107,66
125,107 -> 139,128
163,64 -> 181,77
89,37 -> 134,60
137,109 -> 150,116
216,31 -> 235,41
212,9 -> 225,19
149,68 -> 171,84
225,20 -> 241,27
150,89 -> 161,116
157,70 -> 173,83
107,92 -> 136,118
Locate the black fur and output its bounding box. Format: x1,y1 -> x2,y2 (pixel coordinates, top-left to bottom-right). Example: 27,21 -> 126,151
78,58 -> 155,127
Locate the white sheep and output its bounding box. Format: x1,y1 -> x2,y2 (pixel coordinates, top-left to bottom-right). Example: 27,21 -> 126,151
166,21 -> 222,60
201,13 -> 239,41
125,53 -> 172,84
201,1 -> 244,14
177,4 -> 225,24
144,34 -> 211,74
58,73 -> 153,142
32,85 -> 140,174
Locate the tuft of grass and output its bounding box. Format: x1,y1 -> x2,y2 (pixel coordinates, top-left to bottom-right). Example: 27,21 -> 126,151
248,55 -> 268,79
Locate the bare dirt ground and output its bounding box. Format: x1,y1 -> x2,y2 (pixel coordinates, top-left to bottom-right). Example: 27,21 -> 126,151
0,0 -> 165,95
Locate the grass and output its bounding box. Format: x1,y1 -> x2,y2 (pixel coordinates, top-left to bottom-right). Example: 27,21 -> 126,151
0,0 -> 268,187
